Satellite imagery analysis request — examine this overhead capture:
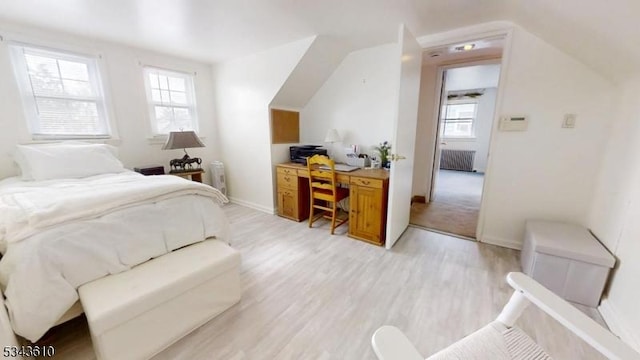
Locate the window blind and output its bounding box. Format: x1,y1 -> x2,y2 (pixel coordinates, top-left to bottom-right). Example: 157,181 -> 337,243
11,45 -> 110,138
143,67 -> 198,135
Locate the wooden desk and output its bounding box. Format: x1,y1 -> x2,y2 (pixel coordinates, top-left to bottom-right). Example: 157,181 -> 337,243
276,162 -> 389,246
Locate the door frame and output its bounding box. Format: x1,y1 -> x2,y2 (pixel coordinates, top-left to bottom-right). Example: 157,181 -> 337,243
427,67 -> 447,202
418,27 -> 514,243
428,58 -> 503,203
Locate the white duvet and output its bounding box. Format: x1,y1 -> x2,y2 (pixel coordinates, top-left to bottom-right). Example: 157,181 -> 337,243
0,171 -> 229,342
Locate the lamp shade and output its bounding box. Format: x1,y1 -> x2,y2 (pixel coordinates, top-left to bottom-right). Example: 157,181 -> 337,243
162,131 -> 205,150
324,129 -> 341,143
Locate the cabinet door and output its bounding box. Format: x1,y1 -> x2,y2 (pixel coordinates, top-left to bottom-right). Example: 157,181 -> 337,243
277,188 -> 298,220
349,185 -> 384,244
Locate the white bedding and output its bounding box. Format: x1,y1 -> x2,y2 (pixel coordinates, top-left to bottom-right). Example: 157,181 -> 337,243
0,171 -> 229,342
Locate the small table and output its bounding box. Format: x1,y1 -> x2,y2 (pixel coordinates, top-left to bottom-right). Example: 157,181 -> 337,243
170,169 -> 204,183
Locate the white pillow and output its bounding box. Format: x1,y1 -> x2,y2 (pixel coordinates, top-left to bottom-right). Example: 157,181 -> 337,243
12,142 -> 94,180
14,143 -> 126,181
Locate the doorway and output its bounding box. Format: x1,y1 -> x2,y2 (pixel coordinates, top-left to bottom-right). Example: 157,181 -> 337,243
410,41 -> 503,239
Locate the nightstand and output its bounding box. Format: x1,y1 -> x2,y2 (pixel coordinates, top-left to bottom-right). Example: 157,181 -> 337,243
170,169 -> 205,183
134,165 -> 165,176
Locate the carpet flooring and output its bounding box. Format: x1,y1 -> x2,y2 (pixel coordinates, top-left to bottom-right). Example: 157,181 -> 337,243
410,170 -> 484,239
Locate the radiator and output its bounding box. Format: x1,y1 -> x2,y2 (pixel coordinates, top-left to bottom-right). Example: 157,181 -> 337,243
440,149 -> 475,172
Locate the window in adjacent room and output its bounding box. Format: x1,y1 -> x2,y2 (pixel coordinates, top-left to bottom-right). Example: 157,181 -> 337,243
441,101 -> 478,138
10,44 -> 111,139
143,67 -> 198,136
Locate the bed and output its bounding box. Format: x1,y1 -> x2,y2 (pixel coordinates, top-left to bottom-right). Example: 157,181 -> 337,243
0,143 -> 234,346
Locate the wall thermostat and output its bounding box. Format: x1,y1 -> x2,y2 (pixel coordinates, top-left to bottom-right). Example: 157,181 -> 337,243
499,115 -> 529,131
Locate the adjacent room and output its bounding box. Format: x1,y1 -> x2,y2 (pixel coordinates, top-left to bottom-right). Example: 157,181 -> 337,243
0,1 -> 639,359
411,62 -> 501,239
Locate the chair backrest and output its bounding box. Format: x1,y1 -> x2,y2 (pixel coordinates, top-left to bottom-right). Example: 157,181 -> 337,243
307,155 -> 338,198
371,272 -> 640,360
504,272 -> 640,360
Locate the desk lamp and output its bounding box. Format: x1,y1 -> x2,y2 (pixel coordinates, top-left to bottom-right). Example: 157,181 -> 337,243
324,128 -> 341,159
163,130 -> 205,173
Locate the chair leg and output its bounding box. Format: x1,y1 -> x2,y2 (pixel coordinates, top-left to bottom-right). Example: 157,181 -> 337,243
309,200 -> 314,228
330,202 -> 337,235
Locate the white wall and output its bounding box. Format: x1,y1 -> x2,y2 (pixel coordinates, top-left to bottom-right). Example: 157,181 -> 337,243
271,36 -> 351,110
441,87 -> 497,173
0,22 -> 219,183
269,36 -> 351,173
588,75 -> 640,351
300,43 -> 398,163
213,37 -> 314,212
445,64 -> 501,91
479,26 -> 615,249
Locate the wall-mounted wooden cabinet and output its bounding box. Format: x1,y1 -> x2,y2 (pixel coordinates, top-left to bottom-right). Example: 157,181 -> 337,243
271,109 -> 299,144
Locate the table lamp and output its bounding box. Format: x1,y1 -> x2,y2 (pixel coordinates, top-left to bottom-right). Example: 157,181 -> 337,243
163,130 -> 205,173
324,128 -> 341,159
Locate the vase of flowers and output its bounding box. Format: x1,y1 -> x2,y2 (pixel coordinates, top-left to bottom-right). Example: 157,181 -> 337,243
375,141 -> 391,169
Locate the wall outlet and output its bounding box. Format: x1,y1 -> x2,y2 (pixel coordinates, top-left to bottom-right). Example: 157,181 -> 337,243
563,114 -> 577,128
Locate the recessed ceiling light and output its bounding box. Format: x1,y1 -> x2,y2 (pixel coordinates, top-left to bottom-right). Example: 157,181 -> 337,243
428,51 -> 443,58
453,43 -> 476,52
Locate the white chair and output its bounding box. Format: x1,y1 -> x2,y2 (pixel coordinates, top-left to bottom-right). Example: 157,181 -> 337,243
372,272 -> 640,360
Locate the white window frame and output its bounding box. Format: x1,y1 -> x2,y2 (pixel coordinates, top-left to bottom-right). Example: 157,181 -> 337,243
142,66 -> 199,136
9,43 -> 111,140
441,100 -> 478,139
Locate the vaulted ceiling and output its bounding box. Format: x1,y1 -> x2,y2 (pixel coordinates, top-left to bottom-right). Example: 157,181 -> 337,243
0,0 -> 638,81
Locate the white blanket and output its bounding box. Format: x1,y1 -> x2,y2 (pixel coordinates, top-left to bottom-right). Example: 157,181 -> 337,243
0,172 -> 229,341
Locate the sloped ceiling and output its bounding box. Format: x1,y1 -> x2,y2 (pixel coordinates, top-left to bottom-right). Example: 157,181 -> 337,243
0,0 -> 637,81
271,36 -> 352,109
509,0 -> 640,82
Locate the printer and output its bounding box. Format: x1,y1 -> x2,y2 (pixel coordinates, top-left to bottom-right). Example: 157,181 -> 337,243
289,145 -> 328,164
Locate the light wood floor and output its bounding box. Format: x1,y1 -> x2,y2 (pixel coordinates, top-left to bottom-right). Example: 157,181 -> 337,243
43,204 -> 606,359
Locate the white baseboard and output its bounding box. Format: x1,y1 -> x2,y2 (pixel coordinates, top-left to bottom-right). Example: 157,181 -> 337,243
599,299 -> 640,352
228,197 -> 275,215
480,235 -> 523,250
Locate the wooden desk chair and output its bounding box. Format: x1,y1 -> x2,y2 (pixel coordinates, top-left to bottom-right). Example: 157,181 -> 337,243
307,154 -> 349,234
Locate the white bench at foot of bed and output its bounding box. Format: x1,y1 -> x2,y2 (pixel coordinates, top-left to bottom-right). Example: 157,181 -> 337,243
0,291 -> 19,351
79,239 -> 241,360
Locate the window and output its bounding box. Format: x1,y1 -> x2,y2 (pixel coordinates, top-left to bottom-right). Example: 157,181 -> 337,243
143,67 -> 198,135
10,44 -> 110,138
441,102 -> 477,138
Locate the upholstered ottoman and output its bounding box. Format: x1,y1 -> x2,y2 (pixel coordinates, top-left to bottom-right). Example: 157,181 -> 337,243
522,221 -> 615,307
79,239 -> 241,360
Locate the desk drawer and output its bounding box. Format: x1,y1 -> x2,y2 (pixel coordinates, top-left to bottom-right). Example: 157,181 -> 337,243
350,177 -> 383,189
297,169 -> 348,184
277,167 -> 297,176
336,174 -> 350,184
277,172 -> 298,189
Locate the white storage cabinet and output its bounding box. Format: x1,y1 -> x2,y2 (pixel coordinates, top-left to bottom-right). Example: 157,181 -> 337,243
521,221 -> 615,307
